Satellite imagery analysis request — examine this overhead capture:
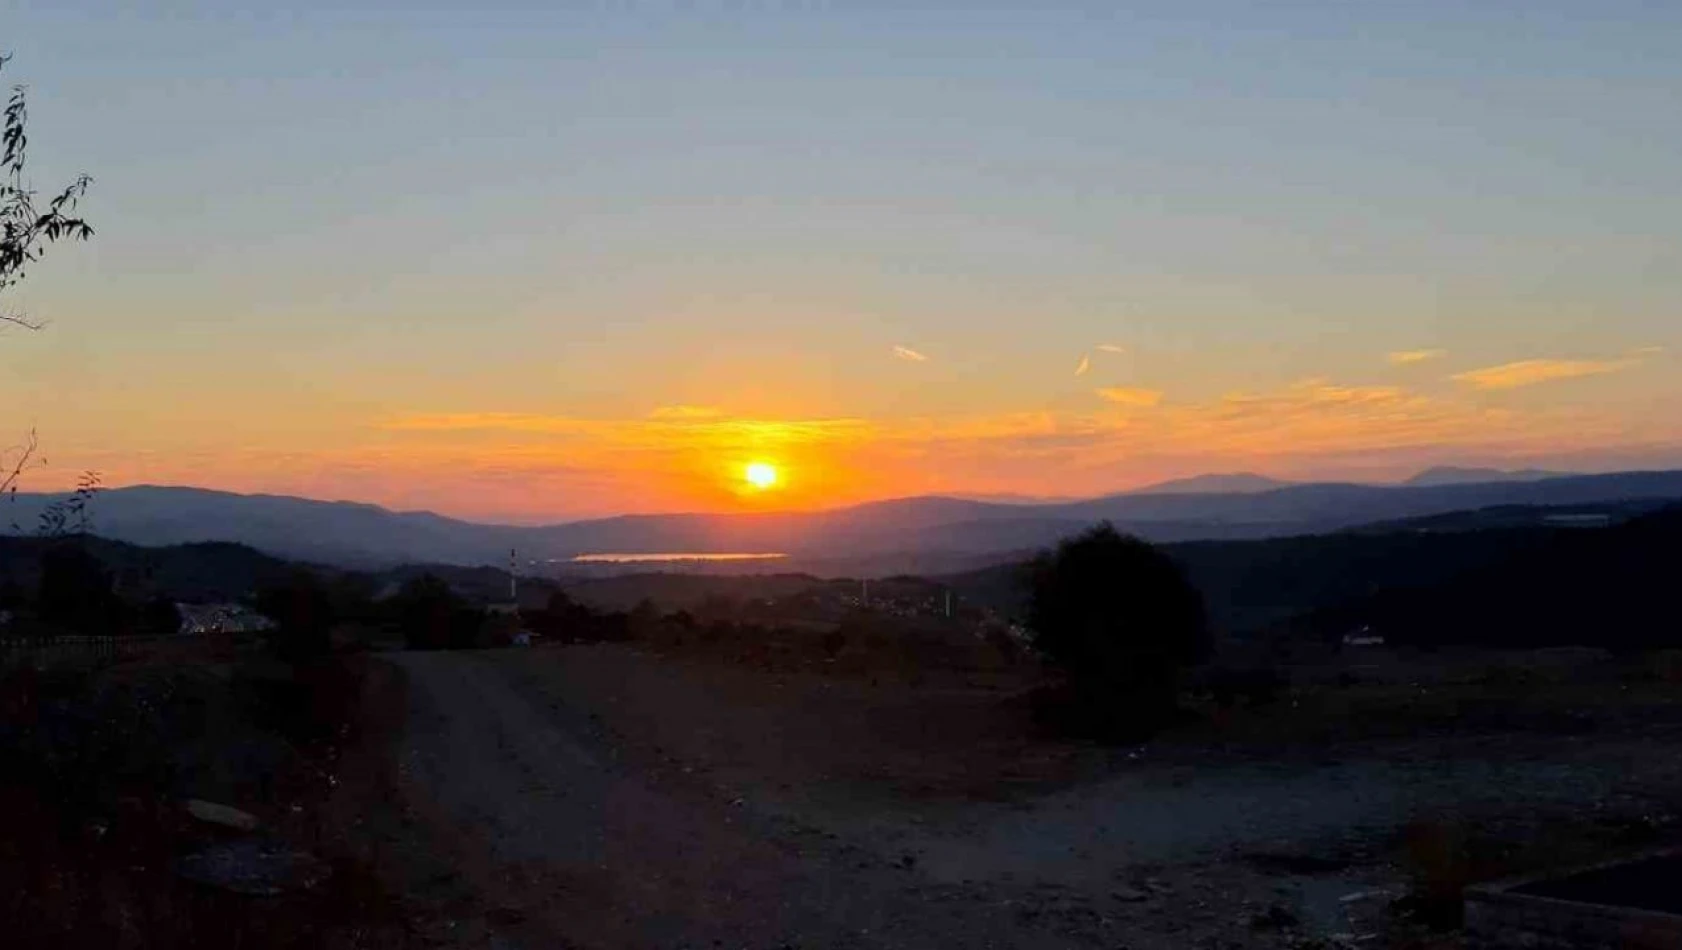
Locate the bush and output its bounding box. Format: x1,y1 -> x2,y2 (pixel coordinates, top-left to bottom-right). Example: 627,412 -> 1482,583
139,595 -> 182,636
36,543 -> 129,636
255,569 -> 336,661
387,574 -> 485,649
1027,523 -> 1209,736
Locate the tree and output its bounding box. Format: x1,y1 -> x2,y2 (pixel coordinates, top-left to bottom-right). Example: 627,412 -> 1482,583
1026,523 -> 1209,735
388,573 -> 483,650
140,595 -> 182,636
255,569 -> 336,661
1,53 -> 94,498
37,542 -> 126,636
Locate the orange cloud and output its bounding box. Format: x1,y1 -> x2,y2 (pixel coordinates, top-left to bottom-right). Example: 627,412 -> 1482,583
1074,354 -> 1091,376
1388,349 -> 1446,365
1095,387 -> 1163,407
1452,358 -> 1633,390
649,404 -> 723,420
891,345 -> 928,362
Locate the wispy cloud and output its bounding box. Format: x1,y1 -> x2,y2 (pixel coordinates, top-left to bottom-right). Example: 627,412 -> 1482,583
891,345 -> 928,362
1075,354 -> 1091,376
1095,387 -> 1163,407
649,405 -> 722,420
1096,343 -> 1127,354
1452,358 -> 1633,390
1630,345 -> 1666,357
1388,349 -> 1446,365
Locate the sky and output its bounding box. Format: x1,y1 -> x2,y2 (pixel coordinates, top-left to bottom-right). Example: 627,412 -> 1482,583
2,1 -> 1680,522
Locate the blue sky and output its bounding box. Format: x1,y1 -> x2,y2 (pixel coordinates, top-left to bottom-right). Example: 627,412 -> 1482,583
2,2 -> 1679,519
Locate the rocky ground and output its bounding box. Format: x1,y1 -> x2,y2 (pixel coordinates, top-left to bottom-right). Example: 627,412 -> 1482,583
376,644 -> 1682,949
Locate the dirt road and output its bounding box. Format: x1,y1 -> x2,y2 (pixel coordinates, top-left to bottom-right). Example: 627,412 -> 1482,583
394,649 -> 1098,949
389,647 -> 1682,949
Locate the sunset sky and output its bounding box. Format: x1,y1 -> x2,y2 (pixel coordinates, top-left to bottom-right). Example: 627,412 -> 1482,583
4,2 -> 1680,522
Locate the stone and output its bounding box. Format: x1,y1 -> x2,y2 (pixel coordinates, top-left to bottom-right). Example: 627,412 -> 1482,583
185,799 -> 261,832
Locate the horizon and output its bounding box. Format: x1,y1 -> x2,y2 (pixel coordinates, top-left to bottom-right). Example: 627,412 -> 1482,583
5,3 -> 1682,521
15,461 -> 1670,528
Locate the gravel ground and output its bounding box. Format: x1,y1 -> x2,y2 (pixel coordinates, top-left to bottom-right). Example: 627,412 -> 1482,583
387,646 -> 1682,949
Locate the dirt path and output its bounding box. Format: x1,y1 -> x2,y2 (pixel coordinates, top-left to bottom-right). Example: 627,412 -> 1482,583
393,650 -> 1096,949
388,647 -> 1682,949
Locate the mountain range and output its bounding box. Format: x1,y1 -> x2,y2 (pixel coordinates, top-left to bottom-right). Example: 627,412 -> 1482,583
7,468 -> 1682,574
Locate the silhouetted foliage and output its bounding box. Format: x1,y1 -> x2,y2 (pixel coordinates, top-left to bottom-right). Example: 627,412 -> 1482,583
139,595 -> 181,636
35,471 -> 101,537
1,54 -> 93,504
1027,523 -> 1209,735
255,569 -> 335,661
524,588 -> 632,644
36,542 -> 127,636
388,573 -> 484,650
0,55 -> 93,309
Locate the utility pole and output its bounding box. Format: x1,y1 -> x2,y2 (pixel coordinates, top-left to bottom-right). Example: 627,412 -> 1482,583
509,548 -> 518,604
945,589 -> 952,618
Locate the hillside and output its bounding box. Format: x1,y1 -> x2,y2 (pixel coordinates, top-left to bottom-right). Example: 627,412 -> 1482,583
1402,466 -> 1568,487
943,498 -> 1675,639
7,469 -> 1682,571
0,535 -> 299,603
1307,504 -> 1682,650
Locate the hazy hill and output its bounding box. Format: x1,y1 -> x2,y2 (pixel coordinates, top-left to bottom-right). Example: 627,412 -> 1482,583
1402,466 -> 1569,487
8,470 -> 1682,571
1130,472 -> 1291,494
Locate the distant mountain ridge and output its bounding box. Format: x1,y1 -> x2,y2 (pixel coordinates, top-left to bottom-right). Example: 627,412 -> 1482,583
1130,472 -> 1291,495
1403,466 -> 1569,487
7,469 -> 1682,573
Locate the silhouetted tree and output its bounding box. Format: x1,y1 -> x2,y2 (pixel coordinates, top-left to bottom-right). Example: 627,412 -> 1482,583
37,543 -> 125,636
1027,523 -> 1209,735
628,597 -> 661,639
526,589 -> 583,638
255,569 -> 336,661
324,572 -> 379,626
1,53 -> 93,498
140,595 -> 181,636
388,573 -> 483,649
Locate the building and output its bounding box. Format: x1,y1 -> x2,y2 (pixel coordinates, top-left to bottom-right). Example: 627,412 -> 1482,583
177,603 -> 276,635
1342,625 -> 1385,647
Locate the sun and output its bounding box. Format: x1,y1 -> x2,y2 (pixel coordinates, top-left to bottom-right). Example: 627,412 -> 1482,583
744,461 -> 778,490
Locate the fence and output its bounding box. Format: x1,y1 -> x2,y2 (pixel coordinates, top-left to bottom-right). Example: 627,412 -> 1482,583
0,632 -> 203,669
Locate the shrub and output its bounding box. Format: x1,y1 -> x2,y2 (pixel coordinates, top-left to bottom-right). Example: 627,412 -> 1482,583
255,569 -> 336,661
387,574 -> 484,649
1027,523 -> 1209,736
36,543 -> 129,636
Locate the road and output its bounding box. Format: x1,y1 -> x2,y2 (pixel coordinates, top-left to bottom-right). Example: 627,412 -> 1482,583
388,647 -> 1682,949
392,650 -> 1096,950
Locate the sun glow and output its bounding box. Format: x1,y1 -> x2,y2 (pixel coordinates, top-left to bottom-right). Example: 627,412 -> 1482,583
744,461 -> 779,489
